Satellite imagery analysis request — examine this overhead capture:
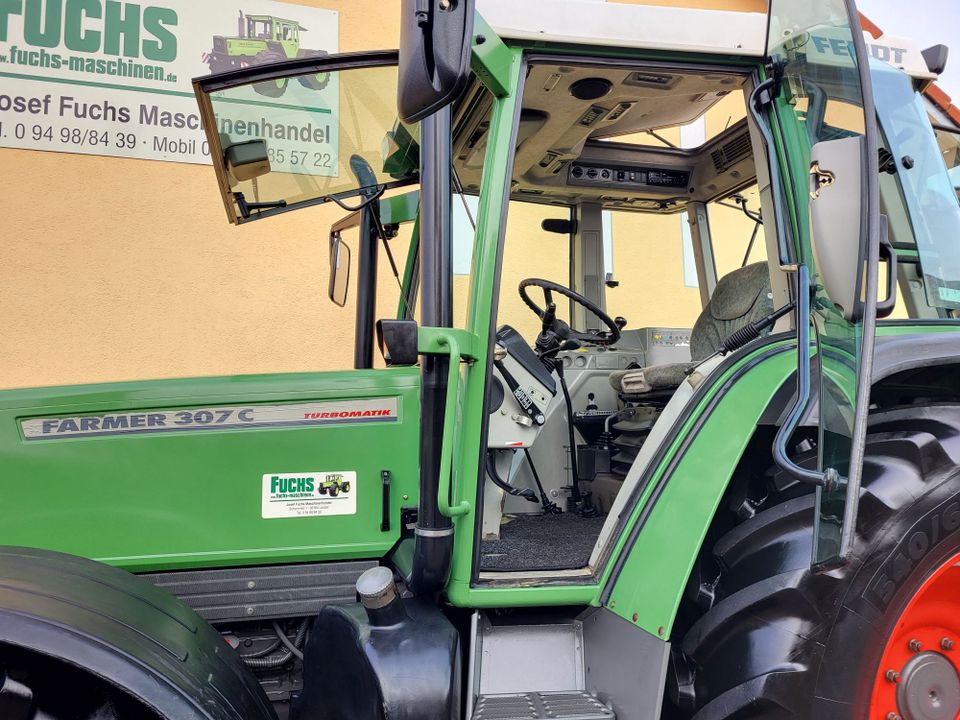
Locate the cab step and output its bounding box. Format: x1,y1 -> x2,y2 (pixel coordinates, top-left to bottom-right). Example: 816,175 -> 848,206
472,691 -> 615,720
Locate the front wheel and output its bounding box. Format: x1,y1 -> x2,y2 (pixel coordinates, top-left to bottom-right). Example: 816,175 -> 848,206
671,404 -> 960,719
296,49 -> 330,91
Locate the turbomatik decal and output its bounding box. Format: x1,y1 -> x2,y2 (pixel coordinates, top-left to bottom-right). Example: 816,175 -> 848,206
262,471 -> 357,519
20,398 -> 398,440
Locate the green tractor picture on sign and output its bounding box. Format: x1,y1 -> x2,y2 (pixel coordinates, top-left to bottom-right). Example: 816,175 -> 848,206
318,473 -> 351,497
204,11 -> 330,98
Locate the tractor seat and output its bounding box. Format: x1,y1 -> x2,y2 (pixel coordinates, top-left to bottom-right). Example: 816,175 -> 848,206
610,262 -> 773,397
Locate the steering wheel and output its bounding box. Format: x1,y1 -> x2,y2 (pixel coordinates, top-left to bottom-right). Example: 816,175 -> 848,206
518,278 -> 622,349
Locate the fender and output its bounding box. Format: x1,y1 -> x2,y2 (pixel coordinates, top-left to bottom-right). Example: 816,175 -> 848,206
0,546 -> 275,720
871,329 -> 960,381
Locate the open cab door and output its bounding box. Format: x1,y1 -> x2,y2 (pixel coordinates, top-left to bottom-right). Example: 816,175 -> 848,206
192,51 -> 419,225
764,0 -> 882,568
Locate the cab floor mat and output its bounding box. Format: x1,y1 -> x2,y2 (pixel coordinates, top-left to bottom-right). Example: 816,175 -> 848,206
478,513 -> 607,571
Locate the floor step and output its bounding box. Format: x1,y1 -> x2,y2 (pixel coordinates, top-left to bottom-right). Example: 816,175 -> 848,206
473,691 -> 615,720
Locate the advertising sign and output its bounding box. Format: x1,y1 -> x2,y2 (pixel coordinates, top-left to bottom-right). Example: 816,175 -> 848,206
0,0 -> 338,165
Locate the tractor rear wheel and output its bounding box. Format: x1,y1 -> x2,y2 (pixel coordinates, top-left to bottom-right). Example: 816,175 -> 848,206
670,404 -> 960,719
296,49 -> 330,91
251,50 -> 288,98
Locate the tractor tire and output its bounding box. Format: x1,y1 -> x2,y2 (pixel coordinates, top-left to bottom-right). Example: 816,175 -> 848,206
329,485 -> 339,497
251,50 -> 288,98
670,404 -> 960,720
296,49 -> 330,91
342,481 -> 351,493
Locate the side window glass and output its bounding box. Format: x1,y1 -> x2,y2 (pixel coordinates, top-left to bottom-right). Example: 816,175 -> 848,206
934,125 -> 960,200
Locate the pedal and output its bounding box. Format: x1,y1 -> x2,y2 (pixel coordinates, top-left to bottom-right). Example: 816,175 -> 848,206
473,691 -> 615,720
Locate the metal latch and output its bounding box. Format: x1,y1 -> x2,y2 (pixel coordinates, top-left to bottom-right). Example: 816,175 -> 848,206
809,162 -> 836,199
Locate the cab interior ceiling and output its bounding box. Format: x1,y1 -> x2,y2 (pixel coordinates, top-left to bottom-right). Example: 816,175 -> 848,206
453,63 -> 757,214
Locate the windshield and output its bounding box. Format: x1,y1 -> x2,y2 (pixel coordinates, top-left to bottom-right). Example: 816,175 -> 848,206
198,60 -> 418,224
873,60 -> 960,311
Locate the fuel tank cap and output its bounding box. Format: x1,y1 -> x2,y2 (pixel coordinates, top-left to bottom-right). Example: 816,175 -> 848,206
357,566 -> 398,610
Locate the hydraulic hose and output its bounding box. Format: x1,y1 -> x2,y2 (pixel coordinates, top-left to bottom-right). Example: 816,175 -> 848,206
242,619 -> 309,669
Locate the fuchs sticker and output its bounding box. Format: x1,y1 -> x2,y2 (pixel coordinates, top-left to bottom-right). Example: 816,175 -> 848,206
20,398 -> 398,440
262,471 -> 357,519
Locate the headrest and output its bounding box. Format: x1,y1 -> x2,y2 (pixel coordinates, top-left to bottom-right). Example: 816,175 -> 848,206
708,262 -> 771,321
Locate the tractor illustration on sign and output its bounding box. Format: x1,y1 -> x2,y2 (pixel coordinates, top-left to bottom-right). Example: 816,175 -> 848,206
318,473 -> 351,497
205,11 -> 330,98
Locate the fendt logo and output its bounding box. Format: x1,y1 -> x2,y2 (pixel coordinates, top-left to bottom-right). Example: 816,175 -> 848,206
0,0 -> 179,62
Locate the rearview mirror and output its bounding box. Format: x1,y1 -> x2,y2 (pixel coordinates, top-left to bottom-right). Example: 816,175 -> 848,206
809,136 -> 867,322
329,234 -> 352,307
223,138 -> 270,183
397,0 -> 475,123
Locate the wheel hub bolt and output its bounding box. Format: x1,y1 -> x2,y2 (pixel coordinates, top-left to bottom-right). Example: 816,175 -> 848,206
887,712 -> 902,720
885,669 -> 902,683
909,639 -> 923,652
942,637 -> 955,651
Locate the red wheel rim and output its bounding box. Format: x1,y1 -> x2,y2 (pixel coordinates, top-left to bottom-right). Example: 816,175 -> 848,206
870,551 -> 960,719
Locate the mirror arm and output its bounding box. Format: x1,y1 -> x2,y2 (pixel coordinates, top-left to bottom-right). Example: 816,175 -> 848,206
233,192 -> 287,220
772,265 -> 834,490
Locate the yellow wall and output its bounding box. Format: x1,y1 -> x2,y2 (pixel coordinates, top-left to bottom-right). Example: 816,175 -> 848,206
0,0 -> 402,389
0,0 -> 765,390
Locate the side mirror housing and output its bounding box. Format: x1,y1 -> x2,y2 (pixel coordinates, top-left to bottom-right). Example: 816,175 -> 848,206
328,234 -> 352,307
809,136 -> 866,322
397,0 -> 475,123
923,44 -> 950,76
223,138 -> 270,183
376,320 -> 419,366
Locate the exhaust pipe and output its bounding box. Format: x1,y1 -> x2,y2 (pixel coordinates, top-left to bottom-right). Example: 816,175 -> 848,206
410,105 -> 454,596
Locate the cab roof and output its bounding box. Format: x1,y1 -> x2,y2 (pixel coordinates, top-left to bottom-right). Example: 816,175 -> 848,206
475,0 -> 941,83
476,0 -> 767,57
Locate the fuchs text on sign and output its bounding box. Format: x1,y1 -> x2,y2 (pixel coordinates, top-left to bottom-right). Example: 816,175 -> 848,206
0,0 -> 338,166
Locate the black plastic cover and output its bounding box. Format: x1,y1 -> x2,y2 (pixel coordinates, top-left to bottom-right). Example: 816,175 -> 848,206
293,598 -> 460,720
377,319 -> 420,366
0,546 -> 275,720
496,325 -> 557,395
398,0 -> 475,123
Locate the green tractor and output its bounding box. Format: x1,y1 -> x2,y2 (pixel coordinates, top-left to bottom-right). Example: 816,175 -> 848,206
207,11 -> 329,98
4,1 -> 960,719
318,474 -> 351,497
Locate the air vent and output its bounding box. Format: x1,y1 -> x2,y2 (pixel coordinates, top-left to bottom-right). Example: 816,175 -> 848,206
710,132 -> 752,173
604,102 -> 634,122
578,105 -> 608,127
623,71 -> 679,89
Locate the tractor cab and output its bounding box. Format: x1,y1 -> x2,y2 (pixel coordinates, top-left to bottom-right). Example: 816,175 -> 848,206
242,14 -> 301,43
192,0 -> 960,583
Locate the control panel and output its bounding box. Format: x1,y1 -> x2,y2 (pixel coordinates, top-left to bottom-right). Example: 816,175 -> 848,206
568,163 -> 690,191
557,327 -> 693,373
647,328 -> 691,348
